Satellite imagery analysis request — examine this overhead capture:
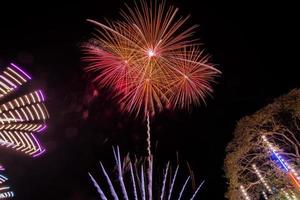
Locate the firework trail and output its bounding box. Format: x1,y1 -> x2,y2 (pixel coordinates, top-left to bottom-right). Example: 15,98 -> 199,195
89,147 -> 205,200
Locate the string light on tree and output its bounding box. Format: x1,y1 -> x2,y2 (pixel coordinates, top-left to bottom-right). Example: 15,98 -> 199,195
261,135 -> 300,188
290,192 -> 298,200
240,185 -> 251,200
286,190 -> 298,200
281,189 -> 292,200
252,164 -> 273,194
262,191 -> 268,200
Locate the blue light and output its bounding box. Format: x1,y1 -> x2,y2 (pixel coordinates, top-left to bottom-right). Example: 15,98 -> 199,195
271,151 -> 289,172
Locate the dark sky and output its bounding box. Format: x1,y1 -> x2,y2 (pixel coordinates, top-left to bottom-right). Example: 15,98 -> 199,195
0,0 -> 299,199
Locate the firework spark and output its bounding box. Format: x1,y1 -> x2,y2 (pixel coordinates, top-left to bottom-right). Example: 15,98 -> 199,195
0,63 -> 49,157
82,0 -> 220,117
84,2 -> 212,198
89,147 -> 205,200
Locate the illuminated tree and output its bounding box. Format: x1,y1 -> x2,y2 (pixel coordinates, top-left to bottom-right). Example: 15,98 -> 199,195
225,89 -> 300,199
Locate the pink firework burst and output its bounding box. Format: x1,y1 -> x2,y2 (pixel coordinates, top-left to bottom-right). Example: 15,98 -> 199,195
82,0 -> 221,117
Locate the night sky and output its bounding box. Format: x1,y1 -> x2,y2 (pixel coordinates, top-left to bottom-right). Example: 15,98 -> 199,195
0,1 -> 299,199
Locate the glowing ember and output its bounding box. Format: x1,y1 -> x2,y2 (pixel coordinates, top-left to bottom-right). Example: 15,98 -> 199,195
147,49 -> 155,58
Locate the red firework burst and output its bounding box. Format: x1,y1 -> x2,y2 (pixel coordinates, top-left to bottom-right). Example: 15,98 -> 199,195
82,0 -> 220,117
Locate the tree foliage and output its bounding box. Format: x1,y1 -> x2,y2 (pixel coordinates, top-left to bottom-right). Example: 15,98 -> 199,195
225,89 -> 300,199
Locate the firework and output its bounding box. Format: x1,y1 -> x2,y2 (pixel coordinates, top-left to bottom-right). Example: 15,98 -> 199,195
82,0 -> 220,117
0,166 -> 14,199
83,1 -> 212,199
0,63 -> 49,157
89,146 -> 205,200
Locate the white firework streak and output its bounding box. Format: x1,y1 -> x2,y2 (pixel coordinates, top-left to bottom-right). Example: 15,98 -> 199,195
89,147 -> 205,200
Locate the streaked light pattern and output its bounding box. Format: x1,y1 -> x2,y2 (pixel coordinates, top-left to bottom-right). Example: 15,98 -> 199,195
0,63 -> 49,157
0,166 -> 14,199
82,0 -> 220,117
0,63 -> 31,98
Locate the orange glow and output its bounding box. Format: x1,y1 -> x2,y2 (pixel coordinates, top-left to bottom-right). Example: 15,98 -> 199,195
288,173 -> 300,190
